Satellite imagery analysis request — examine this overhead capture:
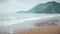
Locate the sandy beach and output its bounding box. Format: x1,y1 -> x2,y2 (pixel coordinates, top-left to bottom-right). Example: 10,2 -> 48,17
18,26 -> 60,34
17,16 -> 60,34
0,15 -> 60,34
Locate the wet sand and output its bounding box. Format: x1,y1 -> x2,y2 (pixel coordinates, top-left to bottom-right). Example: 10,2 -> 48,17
18,26 -> 60,34
0,15 -> 60,34
17,16 -> 60,34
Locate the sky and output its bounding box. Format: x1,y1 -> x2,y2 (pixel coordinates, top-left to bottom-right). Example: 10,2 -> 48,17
0,0 -> 60,13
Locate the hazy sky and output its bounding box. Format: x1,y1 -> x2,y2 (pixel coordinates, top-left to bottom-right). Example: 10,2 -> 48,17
0,0 -> 60,13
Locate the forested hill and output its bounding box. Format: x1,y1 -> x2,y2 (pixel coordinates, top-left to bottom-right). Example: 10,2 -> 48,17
17,1 -> 60,13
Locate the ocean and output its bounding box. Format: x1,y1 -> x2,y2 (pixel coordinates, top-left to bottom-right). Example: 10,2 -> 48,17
0,13 -> 59,27
0,13 -> 60,34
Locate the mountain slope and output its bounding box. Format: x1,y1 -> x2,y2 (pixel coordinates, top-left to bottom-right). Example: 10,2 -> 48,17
17,1 -> 60,13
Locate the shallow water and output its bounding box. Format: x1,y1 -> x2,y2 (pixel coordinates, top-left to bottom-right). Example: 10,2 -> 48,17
0,13 -> 60,34
0,13 -> 60,27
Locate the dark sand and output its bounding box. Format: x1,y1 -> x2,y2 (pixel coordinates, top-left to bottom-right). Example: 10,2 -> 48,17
17,16 -> 60,34
0,15 -> 60,34
18,26 -> 60,34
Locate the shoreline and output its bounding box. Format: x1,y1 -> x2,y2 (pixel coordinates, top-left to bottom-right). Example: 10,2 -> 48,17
0,15 -> 60,34
18,26 -> 60,34
17,15 -> 60,34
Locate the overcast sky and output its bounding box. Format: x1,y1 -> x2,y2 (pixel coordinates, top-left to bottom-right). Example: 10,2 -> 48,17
0,0 -> 60,13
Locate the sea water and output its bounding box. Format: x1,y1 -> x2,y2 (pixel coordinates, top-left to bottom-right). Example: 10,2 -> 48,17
0,13 -> 60,34
0,13 -> 59,27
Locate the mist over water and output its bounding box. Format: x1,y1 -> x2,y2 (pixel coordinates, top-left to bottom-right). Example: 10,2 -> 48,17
0,13 -> 59,27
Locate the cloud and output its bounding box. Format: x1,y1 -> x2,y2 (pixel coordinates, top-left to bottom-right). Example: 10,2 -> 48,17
0,0 -> 8,3
0,0 -> 60,13
0,0 -> 39,13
